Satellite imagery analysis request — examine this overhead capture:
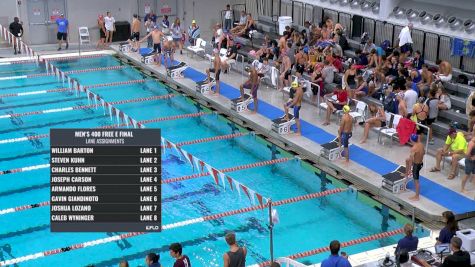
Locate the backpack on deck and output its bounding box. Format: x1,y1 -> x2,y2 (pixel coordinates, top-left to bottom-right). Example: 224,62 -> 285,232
383,92 -> 399,114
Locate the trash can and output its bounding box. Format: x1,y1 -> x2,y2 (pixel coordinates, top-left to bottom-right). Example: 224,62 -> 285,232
112,21 -> 131,42
278,16 -> 292,35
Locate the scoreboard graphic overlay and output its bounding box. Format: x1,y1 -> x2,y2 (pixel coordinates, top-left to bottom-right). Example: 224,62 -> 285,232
50,129 -> 161,232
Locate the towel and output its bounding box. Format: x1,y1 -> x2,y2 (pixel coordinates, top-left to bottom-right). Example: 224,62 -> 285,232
396,118 -> 416,145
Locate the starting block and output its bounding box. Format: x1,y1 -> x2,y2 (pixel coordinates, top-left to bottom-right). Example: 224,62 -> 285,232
141,52 -> 155,65
231,94 -> 253,112
119,42 -> 132,53
271,114 -> 295,134
382,165 -> 411,194
196,78 -> 215,94
167,62 -> 188,79
320,138 -> 343,161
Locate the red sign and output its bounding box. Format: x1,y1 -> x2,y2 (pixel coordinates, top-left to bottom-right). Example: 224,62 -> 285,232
160,7 -> 171,14
51,15 -> 60,21
160,4 -> 171,14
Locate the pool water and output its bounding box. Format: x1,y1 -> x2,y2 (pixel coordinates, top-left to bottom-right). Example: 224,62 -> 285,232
0,56 -> 428,267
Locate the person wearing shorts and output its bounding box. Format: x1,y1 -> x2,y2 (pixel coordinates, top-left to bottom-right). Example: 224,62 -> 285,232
208,68 -> 221,81
130,14 -> 140,41
462,136 -> 475,193
56,14 -> 69,51
206,49 -> 222,94
340,132 -> 352,148
339,105 -> 353,163
284,81 -> 303,135
241,66 -> 259,113
406,134 -> 425,201
104,12 -> 115,44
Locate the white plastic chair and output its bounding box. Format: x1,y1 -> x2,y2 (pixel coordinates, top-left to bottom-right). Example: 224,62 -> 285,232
78,27 -> 90,45
378,114 -> 402,146
349,100 -> 368,124
186,38 -> 204,57
441,156 -> 465,178
374,112 -> 391,133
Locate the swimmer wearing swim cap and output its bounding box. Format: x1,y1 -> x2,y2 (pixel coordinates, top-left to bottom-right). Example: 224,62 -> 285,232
283,80 -> 303,135
406,132 -> 424,201
339,104 -> 353,163
342,105 -> 350,113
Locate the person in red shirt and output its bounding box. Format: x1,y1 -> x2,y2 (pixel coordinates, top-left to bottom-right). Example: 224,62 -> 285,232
169,243 -> 191,267
323,84 -> 348,125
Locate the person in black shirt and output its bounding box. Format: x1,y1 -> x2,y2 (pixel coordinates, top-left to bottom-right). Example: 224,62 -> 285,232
9,17 -> 23,55
420,236 -> 470,267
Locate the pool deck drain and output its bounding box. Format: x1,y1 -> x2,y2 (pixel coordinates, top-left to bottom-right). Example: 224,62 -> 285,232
110,46 -> 475,223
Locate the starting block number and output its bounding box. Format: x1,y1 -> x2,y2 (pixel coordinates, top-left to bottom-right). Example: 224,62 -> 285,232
271,116 -> 295,135
119,44 -> 131,53
196,80 -> 215,94
142,55 -> 155,65
231,94 -> 253,113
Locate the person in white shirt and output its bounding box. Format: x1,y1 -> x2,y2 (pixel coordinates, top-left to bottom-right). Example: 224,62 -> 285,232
404,81 -> 418,116
224,4 -> 232,32
398,23 -> 413,53
104,11 -> 115,45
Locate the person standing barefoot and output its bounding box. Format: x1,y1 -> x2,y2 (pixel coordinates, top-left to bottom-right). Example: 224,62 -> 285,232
338,105 -> 353,163
97,15 -> 106,49
406,134 -> 425,201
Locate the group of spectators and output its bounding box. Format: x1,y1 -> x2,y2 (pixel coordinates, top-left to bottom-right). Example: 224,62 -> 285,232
229,13 -> 475,199
394,211 -> 470,267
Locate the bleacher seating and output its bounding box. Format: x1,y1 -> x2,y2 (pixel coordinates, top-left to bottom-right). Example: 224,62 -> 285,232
210,7 -> 475,138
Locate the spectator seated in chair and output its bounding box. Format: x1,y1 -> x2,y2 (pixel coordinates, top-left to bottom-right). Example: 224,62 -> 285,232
430,127 -> 468,180
360,104 -> 386,144
323,84 -> 349,126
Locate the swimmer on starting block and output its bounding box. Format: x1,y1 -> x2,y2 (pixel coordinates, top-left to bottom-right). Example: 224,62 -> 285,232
162,37 -> 174,68
205,49 -> 221,95
239,66 -> 259,113
283,81 -> 303,135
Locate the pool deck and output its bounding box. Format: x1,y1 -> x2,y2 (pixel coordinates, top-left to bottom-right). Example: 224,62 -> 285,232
106,45 -> 475,224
